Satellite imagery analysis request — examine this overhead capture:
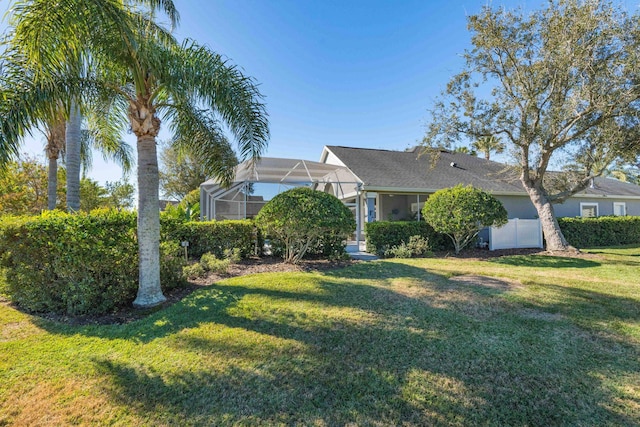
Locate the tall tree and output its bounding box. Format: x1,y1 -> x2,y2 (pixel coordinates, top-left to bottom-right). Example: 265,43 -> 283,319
4,0 -> 269,307
425,0 -> 640,251
472,136 -> 505,160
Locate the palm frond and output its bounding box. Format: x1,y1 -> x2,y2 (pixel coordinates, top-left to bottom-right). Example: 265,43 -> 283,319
160,40 -> 269,163
164,102 -> 238,186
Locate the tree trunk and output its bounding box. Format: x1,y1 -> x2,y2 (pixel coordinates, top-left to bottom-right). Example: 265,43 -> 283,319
130,99 -> 165,308
133,134 -> 165,307
65,103 -> 82,212
47,156 -> 58,210
523,183 -> 575,252
45,121 -> 65,210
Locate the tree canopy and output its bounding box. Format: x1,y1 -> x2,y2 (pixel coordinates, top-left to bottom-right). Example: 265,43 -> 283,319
424,0 -> 640,251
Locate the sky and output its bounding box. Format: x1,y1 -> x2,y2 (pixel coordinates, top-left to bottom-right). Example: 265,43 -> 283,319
5,0 -> 640,186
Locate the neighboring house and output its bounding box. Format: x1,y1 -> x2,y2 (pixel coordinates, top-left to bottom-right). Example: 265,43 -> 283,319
319,145 -> 640,242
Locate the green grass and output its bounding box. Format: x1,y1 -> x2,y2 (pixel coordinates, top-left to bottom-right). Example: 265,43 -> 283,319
1,247 -> 639,425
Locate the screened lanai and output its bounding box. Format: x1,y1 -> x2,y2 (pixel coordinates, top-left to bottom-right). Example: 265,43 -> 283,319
199,157 -> 363,242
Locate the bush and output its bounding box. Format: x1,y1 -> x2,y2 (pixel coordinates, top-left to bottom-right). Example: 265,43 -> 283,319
162,219 -> 260,259
365,221 -> 451,255
422,185 -> 507,254
0,210 -> 185,315
223,248 -> 242,263
183,251 -> 234,279
384,235 -> 433,258
200,252 -> 231,274
182,263 -> 206,280
558,216 -> 640,247
255,188 -> 355,263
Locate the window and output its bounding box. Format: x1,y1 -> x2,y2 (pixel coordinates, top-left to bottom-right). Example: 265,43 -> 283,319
580,203 -> 598,218
613,202 -> 626,216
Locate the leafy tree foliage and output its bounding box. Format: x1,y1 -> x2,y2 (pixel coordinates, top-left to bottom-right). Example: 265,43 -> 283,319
159,142 -> 235,201
103,179 -> 135,211
424,0 -> 640,251
255,187 -> 355,263
0,155 -> 57,214
0,156 -> 133,215
422,185 -> 507,254
162,189 -> 201,221
79,178 -> 134,212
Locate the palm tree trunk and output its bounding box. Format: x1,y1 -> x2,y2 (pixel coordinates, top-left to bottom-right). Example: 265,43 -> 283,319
47,156 -> 58,210
46,120 -> 65,210
65,103 -> 82,212
133,133 -> 166,307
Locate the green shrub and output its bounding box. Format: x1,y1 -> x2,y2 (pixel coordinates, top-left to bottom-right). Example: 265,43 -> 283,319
0,210 -> 185,315
269,232 -> 348,260
558,216 -> 640,248
183,252 -> 232,279
162,219 -> 259,259
422,185 -> 507,254
200,253 -> 231,274
365,221 -> 450,255
223,248 -> 242,263
384,244 -> 414,258
255,188 -> 355,263
384,235 -> 433,258
183,263 -> 206,280
160,241 -> 188,291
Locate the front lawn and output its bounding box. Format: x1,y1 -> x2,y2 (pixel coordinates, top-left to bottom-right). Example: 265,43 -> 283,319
1,247 -> 638,425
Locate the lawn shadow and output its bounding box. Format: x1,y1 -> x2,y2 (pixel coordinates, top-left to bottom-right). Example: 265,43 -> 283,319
516,282 -> 640,324
488,254 -> 600,268
69,261 -> 640,425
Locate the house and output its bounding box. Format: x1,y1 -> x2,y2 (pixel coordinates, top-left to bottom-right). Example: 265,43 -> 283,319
200,145 -> 640,248
320,145 -> 640,223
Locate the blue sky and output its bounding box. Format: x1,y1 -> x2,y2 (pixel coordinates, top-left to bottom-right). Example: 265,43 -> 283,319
7,0 -> 639,185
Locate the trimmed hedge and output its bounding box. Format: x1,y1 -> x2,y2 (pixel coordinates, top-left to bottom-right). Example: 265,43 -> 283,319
365,221 -> 452,255
162,219 -> 261,260
558,216 -> 640,248
0,210 -> 185,315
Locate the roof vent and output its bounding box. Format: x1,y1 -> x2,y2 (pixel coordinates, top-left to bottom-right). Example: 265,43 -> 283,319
450,162 -> 457,168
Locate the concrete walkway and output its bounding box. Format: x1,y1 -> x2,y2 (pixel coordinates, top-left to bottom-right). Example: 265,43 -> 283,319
346,241 -> 379,261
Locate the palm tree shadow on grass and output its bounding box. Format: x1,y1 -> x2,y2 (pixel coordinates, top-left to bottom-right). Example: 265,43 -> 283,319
69,262 -> 640,425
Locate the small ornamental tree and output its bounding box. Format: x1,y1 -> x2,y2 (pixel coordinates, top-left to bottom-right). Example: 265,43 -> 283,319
255,187 -> 355,263
422,185 -> 507,254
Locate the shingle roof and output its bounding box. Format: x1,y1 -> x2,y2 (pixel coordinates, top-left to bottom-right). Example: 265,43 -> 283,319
325,145 -> 525,194
325,145 -> 640,198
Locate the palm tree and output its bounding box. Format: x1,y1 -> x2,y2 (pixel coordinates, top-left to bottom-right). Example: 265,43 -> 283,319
4,0 -> 269,307
472,136 -> 505,160
0,52 -> 133,211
